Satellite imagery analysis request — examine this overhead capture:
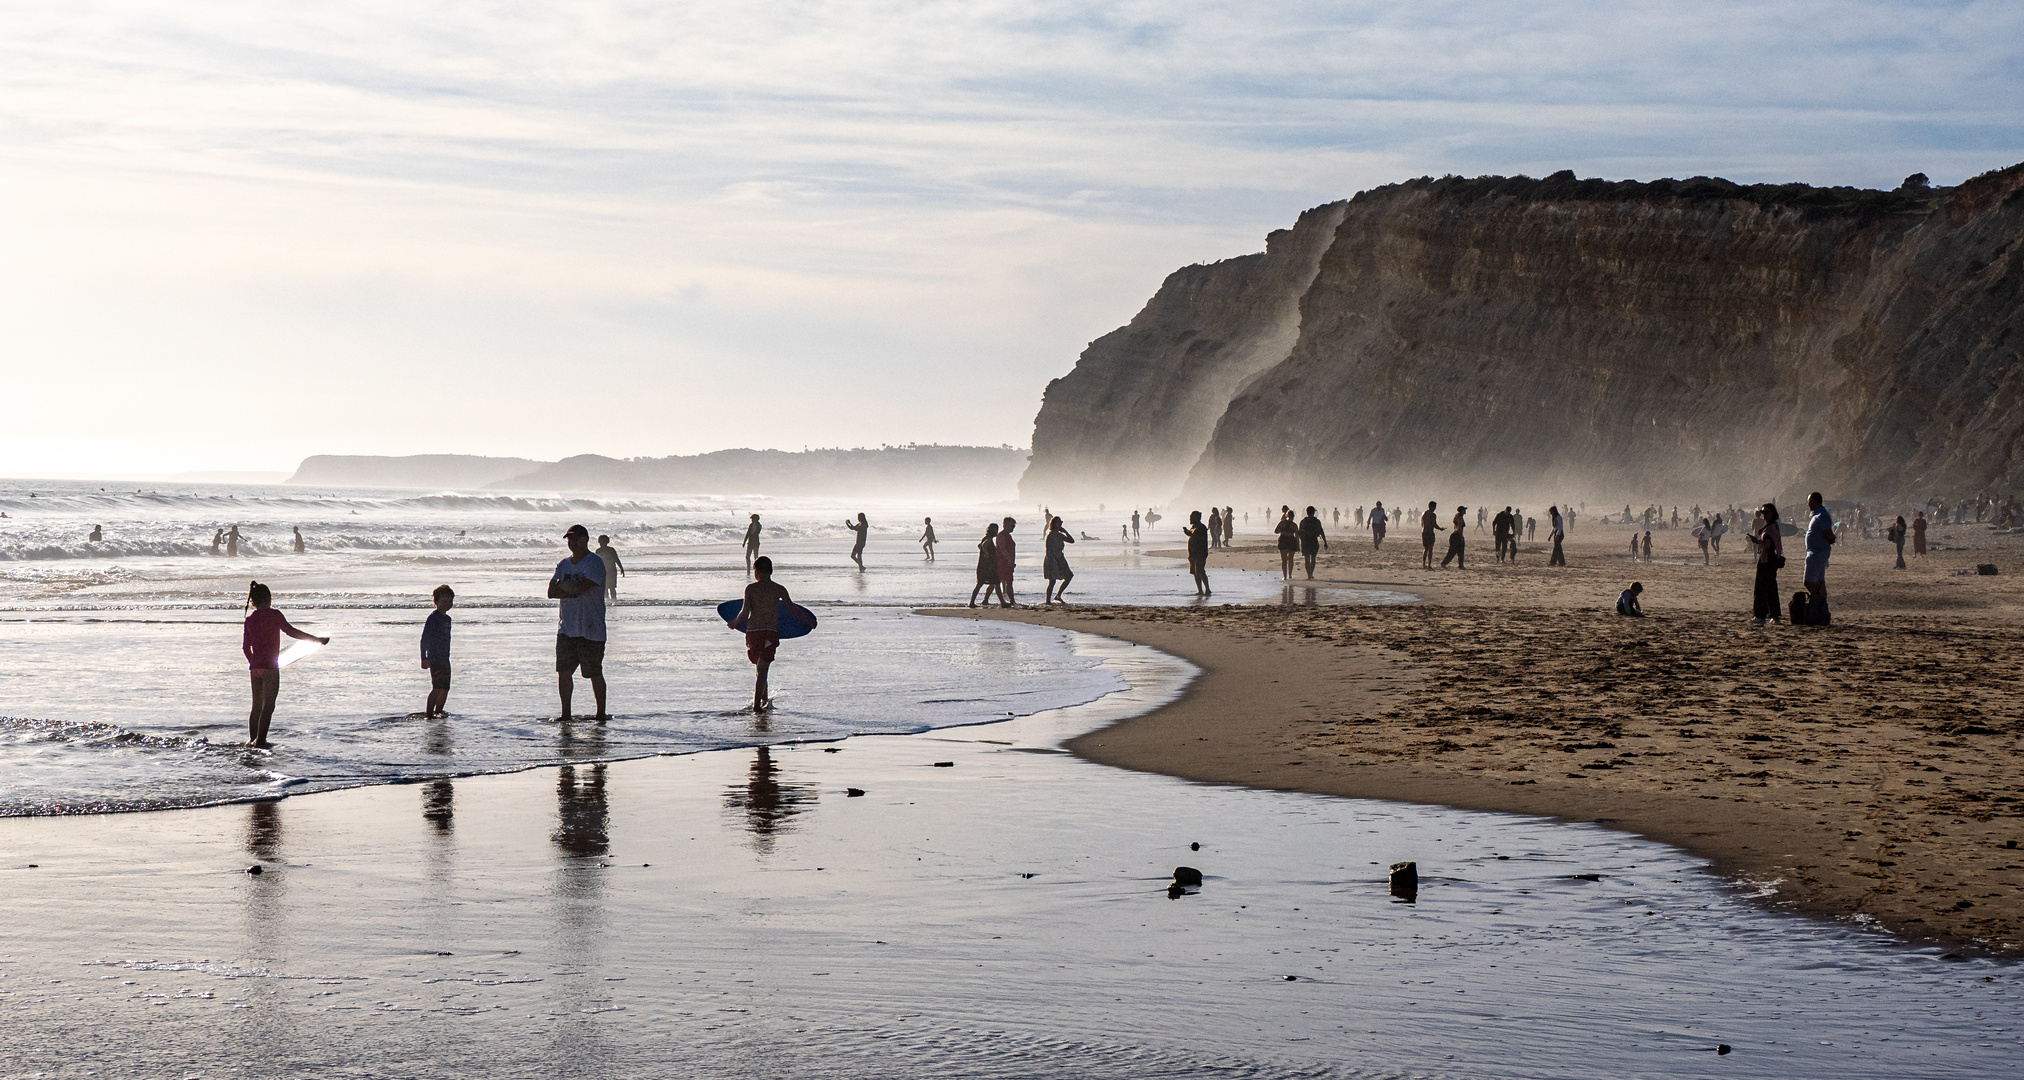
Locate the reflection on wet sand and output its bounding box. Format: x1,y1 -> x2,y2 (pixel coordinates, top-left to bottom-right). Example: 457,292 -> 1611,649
552,764 -> 609,859
724,746 -> 817,853
421,778 -> 455,834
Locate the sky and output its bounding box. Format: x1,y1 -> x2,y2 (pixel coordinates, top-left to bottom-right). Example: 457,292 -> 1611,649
2,0 -> 2020,476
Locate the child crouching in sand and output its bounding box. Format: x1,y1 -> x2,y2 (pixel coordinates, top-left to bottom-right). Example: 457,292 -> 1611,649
241,580 -> 329,749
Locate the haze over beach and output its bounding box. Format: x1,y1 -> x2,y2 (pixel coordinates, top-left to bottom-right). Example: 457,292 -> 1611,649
4,3 -> 2024,1078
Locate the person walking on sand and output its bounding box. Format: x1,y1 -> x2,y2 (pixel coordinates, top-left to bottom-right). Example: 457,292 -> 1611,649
1888,514 -> 1908,569
1420,502 -> 1443,569
1549,506 -> 1566,566
1441,506 -> 1468,569
729,556 -> 804,713
995,517 -> 1019,607
1641,530 -> 1653,562
1223,507 -> 1234,543
595,534 -> 625,601
845,513 -> 869,571
420,585 -> 454,718
549,524 -> 609,721
1803,492 -> 1837,626
1629,533 -> 1639,561
1711,514 -> 1728,555
1370,501 -> 1388,549
1750,503 -> 1784,626
969,522 -> 1002,607
1274,508 -> 1299,579
1043,516 -> 1075,604
1131,509 -> 1140,542
743,514 -> 763,575
241,580 -> 329,749
1492,506 -> 1514,563
1298,505 -> 1328,579
1693,519 -> 1711,565
1183,510 -> 1212,597
226,524 -> 241,558
1912,510 -> 1928,556
920,517 -> 937,561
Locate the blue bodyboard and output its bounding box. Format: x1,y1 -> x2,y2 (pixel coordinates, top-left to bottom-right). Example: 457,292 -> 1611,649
717,599 -> 817,640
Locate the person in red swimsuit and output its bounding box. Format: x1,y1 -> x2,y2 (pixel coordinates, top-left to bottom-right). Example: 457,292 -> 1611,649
241,580 -> 329,749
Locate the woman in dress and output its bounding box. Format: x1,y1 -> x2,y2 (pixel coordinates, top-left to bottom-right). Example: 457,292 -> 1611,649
1912,510 -> 1928,557
968,523 -> 1001,607
1274,508 -> 1299,579
1042,516 -> 1075,604
1752,503 -> 1783,625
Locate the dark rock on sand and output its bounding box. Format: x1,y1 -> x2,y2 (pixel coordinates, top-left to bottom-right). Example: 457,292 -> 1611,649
846,788 -> 866,797
246,865 -> 263,875
1174,866 -> 1204,886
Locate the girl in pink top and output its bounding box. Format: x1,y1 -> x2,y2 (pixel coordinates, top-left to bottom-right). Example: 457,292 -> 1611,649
241,580 -> 328,748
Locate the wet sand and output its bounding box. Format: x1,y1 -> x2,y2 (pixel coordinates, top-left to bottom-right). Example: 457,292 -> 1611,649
935,520 -> 2024,954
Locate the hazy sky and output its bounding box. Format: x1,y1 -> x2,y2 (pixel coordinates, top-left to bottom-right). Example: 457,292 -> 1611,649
4,1 -> 2019,475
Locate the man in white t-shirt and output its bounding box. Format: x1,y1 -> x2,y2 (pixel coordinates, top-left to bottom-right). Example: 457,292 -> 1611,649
549,524 -> 609,720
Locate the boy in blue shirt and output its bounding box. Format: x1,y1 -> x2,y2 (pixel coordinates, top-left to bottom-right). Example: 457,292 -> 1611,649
421,584 -> 454,718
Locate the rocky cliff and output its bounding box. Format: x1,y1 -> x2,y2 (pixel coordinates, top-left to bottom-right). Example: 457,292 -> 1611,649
1018,201 -> 1347,507
1021,165 -> 2024,507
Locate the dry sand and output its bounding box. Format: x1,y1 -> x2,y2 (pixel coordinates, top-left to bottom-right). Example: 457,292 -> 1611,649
932,517 -> 2024,955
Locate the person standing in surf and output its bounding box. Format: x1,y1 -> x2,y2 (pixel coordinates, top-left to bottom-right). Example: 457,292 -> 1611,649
595,534 -> 625,601
969,522 -> 1002,607
292,526 -> 305,554
730,556 -> 799,712
845,513 -> 869,571
226,524 -> 241,557
995,517 -> 1019,607
743,514 -> 763,575
420,585 -> 454,719
920,517 -> 937,561
549,524 -> 609,720
1183,510 -> 1212,597
241,580 -> 329,749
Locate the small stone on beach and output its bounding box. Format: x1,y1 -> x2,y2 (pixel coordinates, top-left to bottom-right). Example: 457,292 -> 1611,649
1174,866 -> 1204,886
246,865 -> 262,875
932,762 -> 954,768
847,788 -> 866,797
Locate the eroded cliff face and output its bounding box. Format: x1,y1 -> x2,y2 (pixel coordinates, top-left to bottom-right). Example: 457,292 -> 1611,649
1022,166 -> 2024,506
1018,201 -> 1347,507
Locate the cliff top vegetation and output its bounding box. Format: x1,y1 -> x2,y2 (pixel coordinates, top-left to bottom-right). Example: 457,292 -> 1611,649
1376,167 -> 1974,220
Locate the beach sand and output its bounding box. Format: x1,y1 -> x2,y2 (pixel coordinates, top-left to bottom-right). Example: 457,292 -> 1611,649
935,520 -> 2024,954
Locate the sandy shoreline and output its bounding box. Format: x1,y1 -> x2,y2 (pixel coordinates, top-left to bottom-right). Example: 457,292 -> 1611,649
928,522 -> 2024,955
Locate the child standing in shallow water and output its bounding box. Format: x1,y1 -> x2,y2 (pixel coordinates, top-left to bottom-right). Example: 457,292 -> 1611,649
241,581 -> 328,749
420,585 -> 454,718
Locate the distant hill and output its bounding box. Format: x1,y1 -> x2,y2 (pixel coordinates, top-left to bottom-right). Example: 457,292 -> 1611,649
499,446 -> 1028,500
285,446 -> 1029,499
288,454 -> 545,489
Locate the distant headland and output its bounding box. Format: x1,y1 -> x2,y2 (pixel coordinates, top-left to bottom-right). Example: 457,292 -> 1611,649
288,445 -> 1029,500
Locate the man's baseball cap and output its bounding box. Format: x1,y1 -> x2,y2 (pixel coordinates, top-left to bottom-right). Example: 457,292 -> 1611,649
564,524 -> 589,539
